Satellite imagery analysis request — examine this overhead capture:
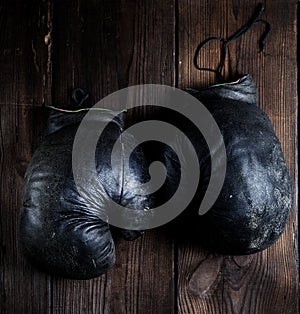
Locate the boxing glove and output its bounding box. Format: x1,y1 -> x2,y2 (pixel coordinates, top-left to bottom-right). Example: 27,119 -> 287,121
20,108 -> 150,279
170,75 -> 292,254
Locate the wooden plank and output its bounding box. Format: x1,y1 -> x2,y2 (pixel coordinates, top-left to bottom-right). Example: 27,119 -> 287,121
0,0 -> 52,313
51,0 -> 175,313
177,1 -> 298,313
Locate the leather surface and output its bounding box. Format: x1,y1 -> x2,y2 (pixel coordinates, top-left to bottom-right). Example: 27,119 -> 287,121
179,75 -> 292,254
20,75 -> 293,279
20,112 -> 149,279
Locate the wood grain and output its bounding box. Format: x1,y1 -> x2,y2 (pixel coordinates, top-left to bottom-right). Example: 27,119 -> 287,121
51,0 -> 175,313
0,0 -> 52,313
177,1 -> 298,313
0,0 -> 298,313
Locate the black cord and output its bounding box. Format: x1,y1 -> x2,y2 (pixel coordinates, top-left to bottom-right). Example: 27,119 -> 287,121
72,88 -> 90,107
194,3 -> 271,82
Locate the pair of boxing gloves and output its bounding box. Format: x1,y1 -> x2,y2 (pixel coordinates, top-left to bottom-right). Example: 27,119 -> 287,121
20,75 -> 292,279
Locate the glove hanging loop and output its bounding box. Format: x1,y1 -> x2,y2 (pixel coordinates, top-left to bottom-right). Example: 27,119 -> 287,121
194,3 -> 271,82
72,88 -> 90,107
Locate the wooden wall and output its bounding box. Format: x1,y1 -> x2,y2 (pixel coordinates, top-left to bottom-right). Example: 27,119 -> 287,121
0,0 -> 298,313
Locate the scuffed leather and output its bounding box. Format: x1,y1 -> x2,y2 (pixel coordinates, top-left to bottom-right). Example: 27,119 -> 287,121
20,111 -> 149,279
20,75 -> 293,279
180,75 -> 292,254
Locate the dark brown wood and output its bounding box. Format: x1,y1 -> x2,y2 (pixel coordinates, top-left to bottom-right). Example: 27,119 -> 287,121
0,0 -> 298,313
0,0 -> 52,313
177,1 -> 298,313
50,0 -> 175,313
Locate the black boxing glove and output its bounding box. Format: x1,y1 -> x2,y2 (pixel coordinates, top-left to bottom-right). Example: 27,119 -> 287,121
20,109 -> 149,279
177,75 -> 292,254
